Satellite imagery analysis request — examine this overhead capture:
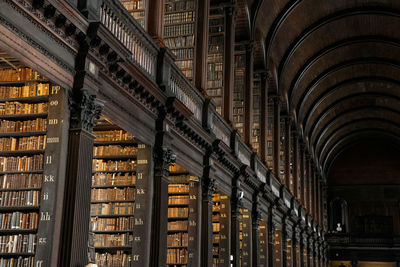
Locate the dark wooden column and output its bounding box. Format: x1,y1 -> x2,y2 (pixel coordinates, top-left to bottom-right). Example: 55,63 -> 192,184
316,180 -> 321,225
268,206 -> 275,267
147,0 -> 164,42
273,96 -> 281,177
305,154 -> 311,213
223,4 -> 236,123
313,170 -> 318,220
244,42 -> 254,146
309,162 -> 314,216
292,129 -> 299,200
281,218 -> 288,267
150,109 -> 176,267
200,148 -> 215,267
252,193 -> 261,267
283,117 -> 291,188
260,73 -> 268,163
58,89 -> 103,267
194,0 -> 209,92
299,143 -> 305,206
231,173 -> 242,267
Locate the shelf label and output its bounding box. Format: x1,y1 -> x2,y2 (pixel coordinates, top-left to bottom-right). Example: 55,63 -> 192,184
47,137 -> 60,143
44,175 -> 55,182
40,212 -> 51,221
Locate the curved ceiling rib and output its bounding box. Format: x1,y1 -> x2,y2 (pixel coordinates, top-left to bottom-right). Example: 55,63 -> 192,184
318,121 -> 400,169
255,0 -> 400,179
323,131 -> 400,174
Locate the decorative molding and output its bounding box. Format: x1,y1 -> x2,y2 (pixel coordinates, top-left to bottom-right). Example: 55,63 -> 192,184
68,89 -> 104,132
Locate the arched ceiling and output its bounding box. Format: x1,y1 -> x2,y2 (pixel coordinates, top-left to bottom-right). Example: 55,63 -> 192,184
253,0 -> 400,178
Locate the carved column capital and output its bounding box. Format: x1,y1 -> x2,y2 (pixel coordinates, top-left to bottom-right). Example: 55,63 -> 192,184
154,146 -> 176,178
201,176 -> 216,200
68,89 -> 103,132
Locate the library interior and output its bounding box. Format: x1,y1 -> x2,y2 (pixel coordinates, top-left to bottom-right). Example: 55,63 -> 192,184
0,0 -> 399,266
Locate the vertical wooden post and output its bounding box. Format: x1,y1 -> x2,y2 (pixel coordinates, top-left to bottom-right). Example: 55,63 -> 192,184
244,42 -> 254,145
223,4 -> 236,123
147,0 -> 164,42
260,73 -> 268,163
252,194 -> 261,267
292,129 -> 299,199
149,109 -> 176,266
299,143 -> 305,206
58,89 -> 103,267
273,97 -> 281,178
194,0 -> 209,92
284,117 -> 291,188
200,149 -> 214,267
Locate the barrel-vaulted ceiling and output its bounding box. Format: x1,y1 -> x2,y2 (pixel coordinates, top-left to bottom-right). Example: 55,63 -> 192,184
245,0 -> 400,177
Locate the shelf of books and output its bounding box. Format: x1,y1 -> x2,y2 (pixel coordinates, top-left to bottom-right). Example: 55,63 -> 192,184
295,242 -> 301,267
0,67 -> 65,267
164,0 -> 196,80
239,208 -> 251,266
212,191 -> 230,267
207,7 -> 225,115
274,229 -> 283,267
286,238 -> 293,267
167,163 -> 199,266
233,50 -> 246,136
259,219 -> 268,267
267,99 -> 274,171
252,74 -> 261,154
120,0 -> 146,28
303,247 -> 308,267
289,136 -> 294,195
279,119 -> 286,184
90,116 -> 152,267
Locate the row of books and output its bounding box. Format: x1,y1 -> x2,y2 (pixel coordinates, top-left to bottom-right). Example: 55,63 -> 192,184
0,174 -> 42,190
0,118 -> 47,133
0,190 -> 40,207
168,195 -> 188,205
91,217 -> 134,231
168,184 -> 189,193
213,222 -> 220,232
206,87 -> 222,97
168,220 -> 187,231
0,102 -> 48,115
164,11 -> 195,25
0,256 -> 35,267
167,232 -> 188,247
164,0 -> 195,13
90,202 -> 134,216
0,84 -> 49,99
91,188 -> 135,202
166,248 -> 188,264
168,174 -> 188,184
164,23 -> 194,37
164,36 -> 194,49
92,160 -> 136,172
94,130 -> 133,142
93,145 -> 137,157
92,173 -> 135,187
93,233 -> 133,247
0,68 -> 44,82
95,251 -> 131,266
174,60 -> 193,69
120,0 -> 144,10
168,207 -> 188,218
0,212 -> 38,230
0,155 -> 43,172
0,234 -> 36,253
0,136 -> 46,151
171,48 -> 194,60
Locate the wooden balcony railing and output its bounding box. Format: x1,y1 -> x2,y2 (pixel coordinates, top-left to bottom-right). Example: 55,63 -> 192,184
100,0 -> 158,80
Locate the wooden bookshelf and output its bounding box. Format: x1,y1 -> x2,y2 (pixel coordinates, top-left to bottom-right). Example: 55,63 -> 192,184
212,191 -> 230,267
279,119 -> 286,184
274,229 -> 283,267
233,49 -> 246,136
163,0 -> 196,80
90,121 -> 137,266
267,99 -> 275,171
239,208 -> 251,266
252,74 -> 261,154
207,7 -> 224,115
259,220 -> 268,267
120,0 -> 146,28
0,67 -> 55,265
